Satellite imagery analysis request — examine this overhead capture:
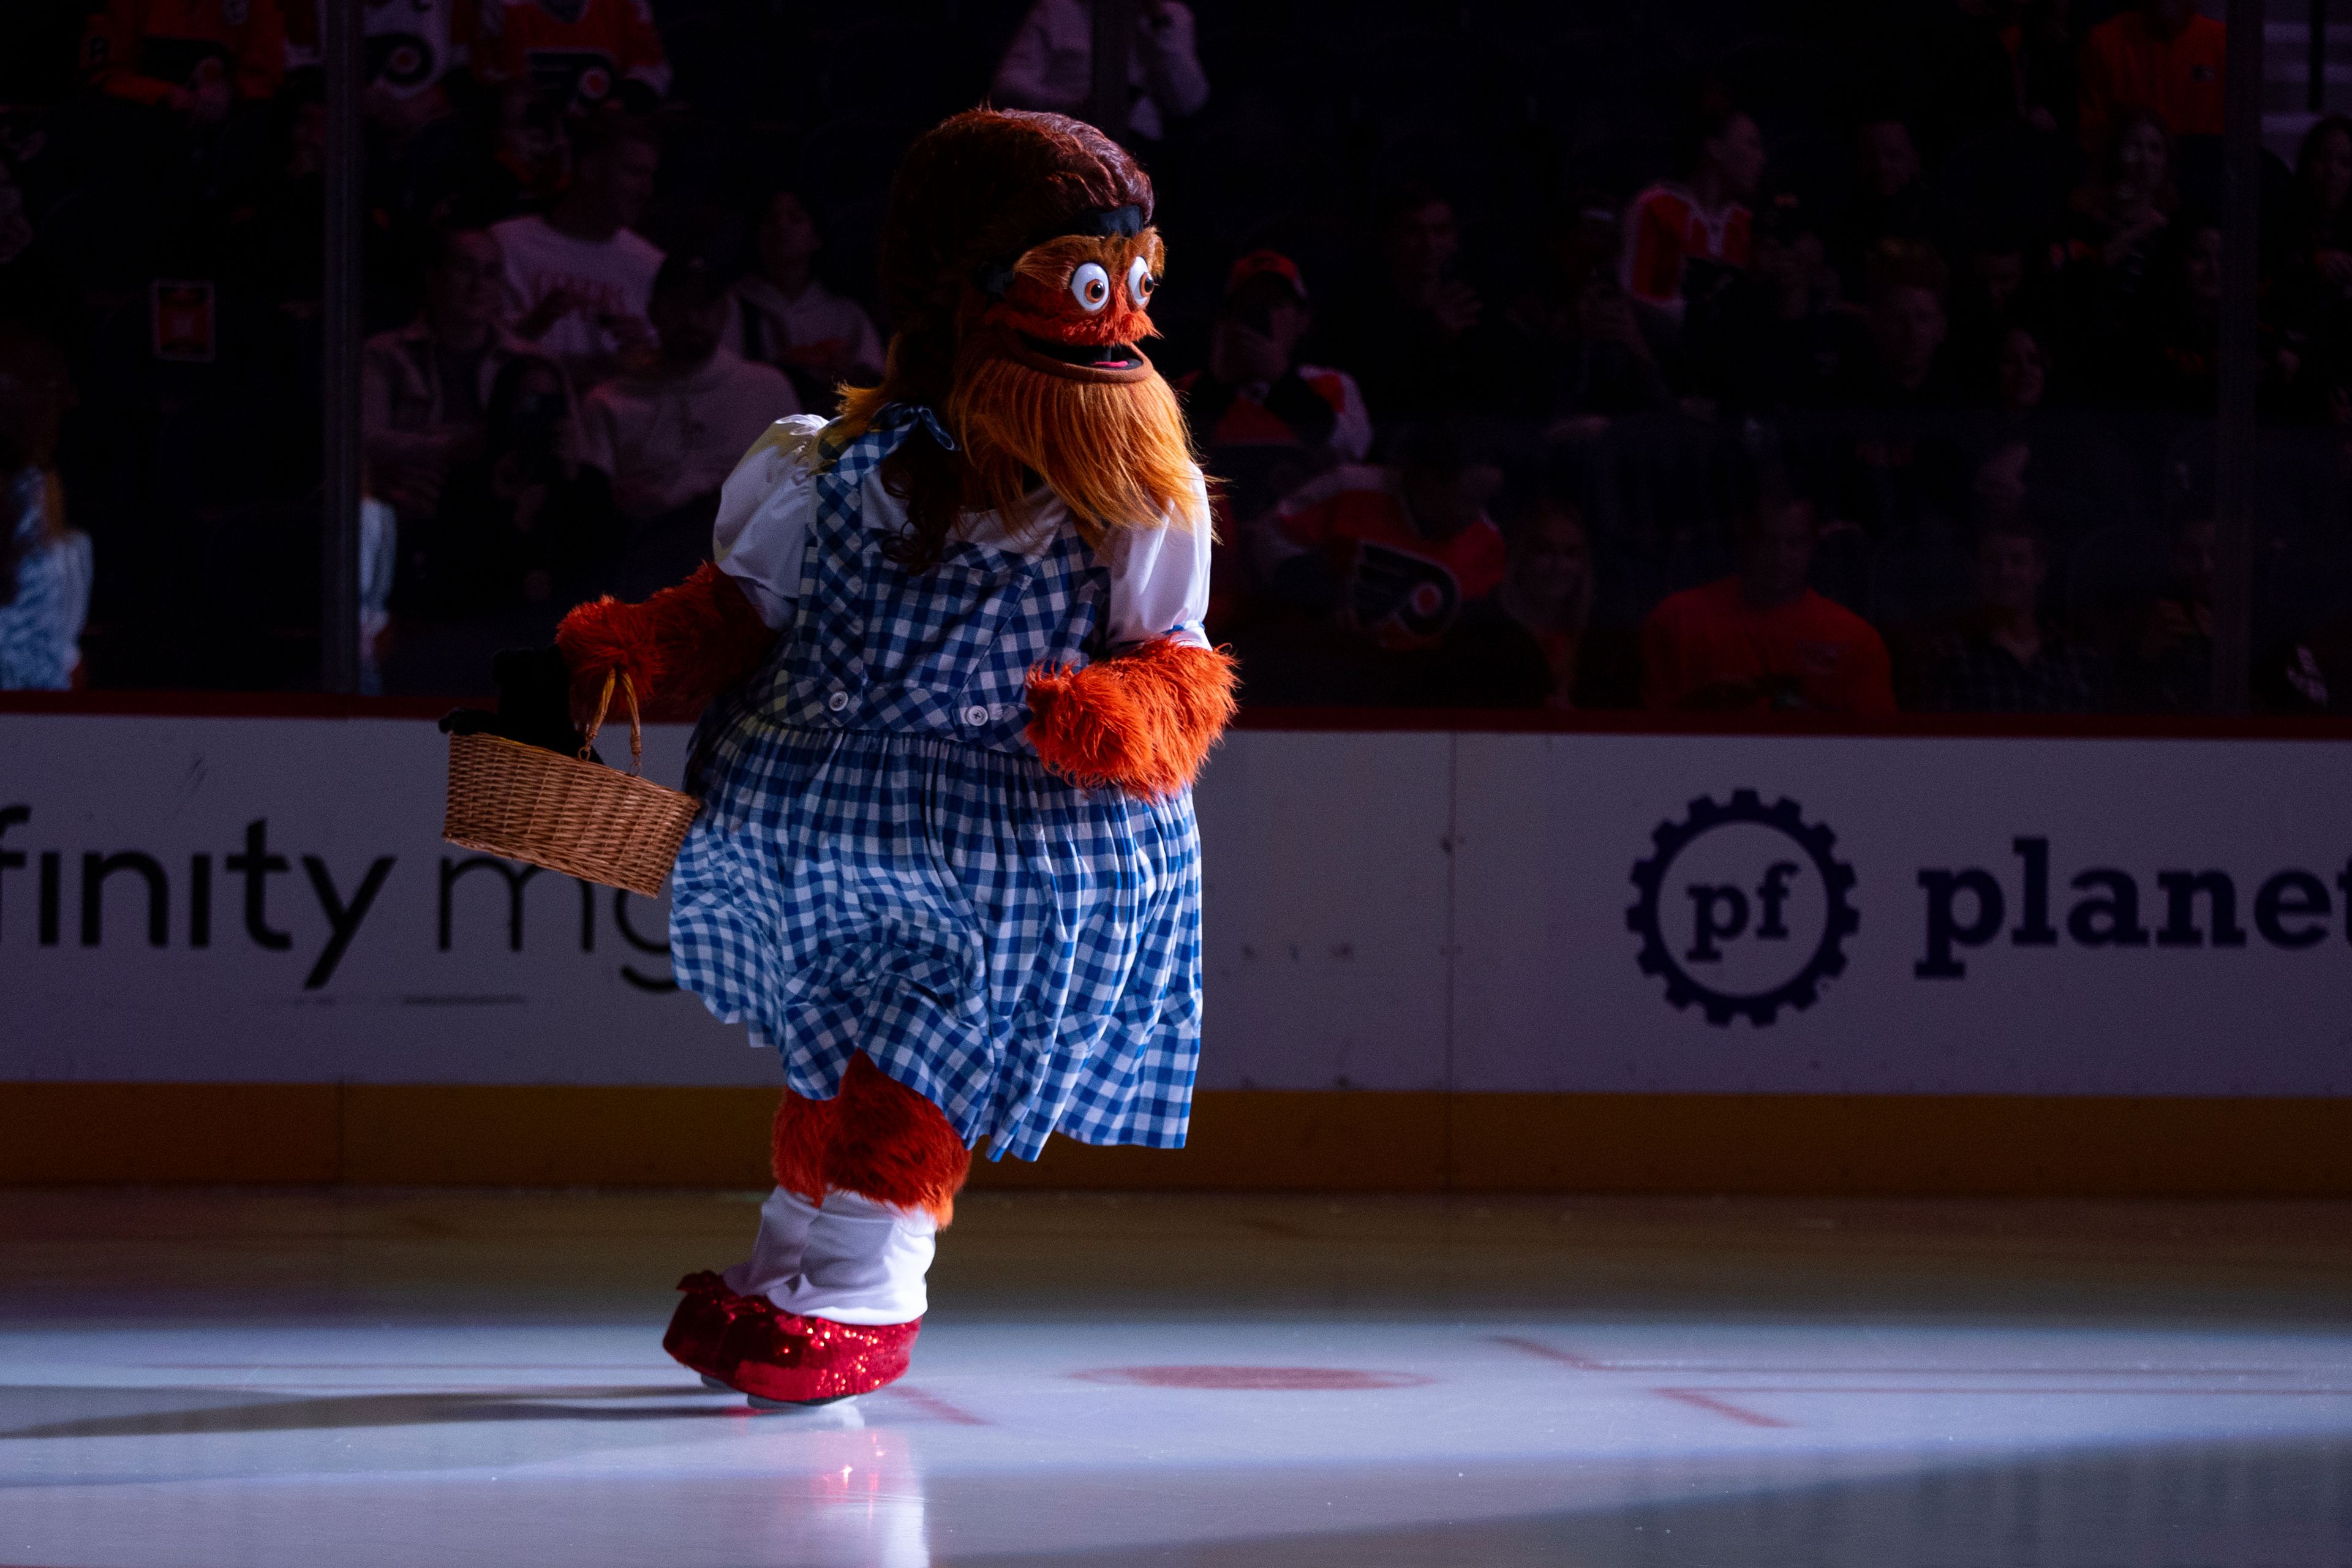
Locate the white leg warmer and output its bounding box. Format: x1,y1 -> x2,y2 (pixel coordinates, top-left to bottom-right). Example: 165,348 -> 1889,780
720,1186 -> 821,1301
722,1185 -> 935,1326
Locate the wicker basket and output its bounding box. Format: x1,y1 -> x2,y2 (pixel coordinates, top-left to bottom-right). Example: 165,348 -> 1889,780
442,671 -> 701,897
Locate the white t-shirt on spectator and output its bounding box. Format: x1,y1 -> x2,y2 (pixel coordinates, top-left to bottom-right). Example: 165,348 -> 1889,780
492,214 -> 663,385
578,349 -> 802,522
990,0 -> 1208,141
723,276 -> 887,387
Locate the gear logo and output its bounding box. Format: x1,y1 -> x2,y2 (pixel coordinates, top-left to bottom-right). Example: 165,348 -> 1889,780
1628,790 -> 1859,1025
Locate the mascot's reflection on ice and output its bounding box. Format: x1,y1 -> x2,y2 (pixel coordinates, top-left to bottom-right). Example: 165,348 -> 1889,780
545,110 -> 1234,1405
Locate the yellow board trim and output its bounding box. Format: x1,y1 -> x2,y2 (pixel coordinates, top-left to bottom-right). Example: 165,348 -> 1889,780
4,1084 -> 2350,1196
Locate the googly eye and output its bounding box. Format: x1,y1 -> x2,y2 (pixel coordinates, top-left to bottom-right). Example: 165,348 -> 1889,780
1126,257 -> 1156,305
1070,262 -> 1111,313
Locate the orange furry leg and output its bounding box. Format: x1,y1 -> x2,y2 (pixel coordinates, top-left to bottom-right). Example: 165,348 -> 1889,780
770,1084 -> 836,1209
770,1055 -> 971,1226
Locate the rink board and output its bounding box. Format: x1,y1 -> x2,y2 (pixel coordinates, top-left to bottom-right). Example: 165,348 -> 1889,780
4,711 -> 2351,1189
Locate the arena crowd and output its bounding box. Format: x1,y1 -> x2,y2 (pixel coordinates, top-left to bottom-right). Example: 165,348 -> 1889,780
2,0 -> 2350,716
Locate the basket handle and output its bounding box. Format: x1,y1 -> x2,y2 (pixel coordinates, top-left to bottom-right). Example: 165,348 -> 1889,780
579,669 -> 644,776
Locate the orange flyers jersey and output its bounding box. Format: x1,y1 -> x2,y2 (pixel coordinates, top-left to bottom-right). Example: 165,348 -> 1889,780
1269,466 -> 1506,649
284,0 -> 478,99
475,0 -> 670,110
1621,183 -> 1752,310
1639,579 -> 1894,714
81,0 -> 287,105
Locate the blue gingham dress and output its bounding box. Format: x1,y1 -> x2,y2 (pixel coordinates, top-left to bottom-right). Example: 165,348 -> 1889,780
669,405 -> 1204,1161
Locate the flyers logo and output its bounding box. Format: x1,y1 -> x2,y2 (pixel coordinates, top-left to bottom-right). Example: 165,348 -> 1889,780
1348,542 -> 1460,640
368,32 -> 437,88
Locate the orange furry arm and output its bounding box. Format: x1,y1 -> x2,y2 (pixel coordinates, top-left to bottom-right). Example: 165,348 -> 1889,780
1025,638 -> 1239,798
555,562 -> 779,723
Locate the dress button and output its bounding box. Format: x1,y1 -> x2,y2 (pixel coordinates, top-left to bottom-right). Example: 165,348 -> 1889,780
827,690 -> 850,713
963,704 -> 990,727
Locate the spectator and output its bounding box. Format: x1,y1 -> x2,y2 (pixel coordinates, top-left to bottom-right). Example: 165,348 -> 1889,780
0,330 -> 89,690
1437,496 -> 1638,709
218,73 -> 333,309
1922,0 -> 2073,151
363,225 -> 563,525
2291,115 -> 2352,275
1835,239 -> 1953,407
472,0 -> 669,115
1252,421 -> 1507,655
1964,241 -> 2029,324
1177,251 -> 1372,462
448,83 -> 570,222
1335,184 -> 1506,421
2260,615 -> 2352,713
1903,516 -> 2107,711
80,0 -> 285,121
2268,116 -> 2352,393
1687,192 -> 1857,412
394,354 -> 617,621
1994,321 -> 2052,411
1622,93 -> 1765,320
990,0 -> 1208,143
577,255 -> 801,527
1639,477 -> 1896,712
1943,236 -> 2037,395
1830,114 -> 1936,289
2077,0 -> 2225,154
493,114 -> 663,391
2130,217 -> 2222,410
2056,107 -> 2176,377
725,189 -> 886,412
1521,238 -> 1676,427
2115,513 -> 2215,711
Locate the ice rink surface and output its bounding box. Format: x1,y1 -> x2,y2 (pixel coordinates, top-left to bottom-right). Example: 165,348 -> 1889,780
4,1189 -> 2351,1566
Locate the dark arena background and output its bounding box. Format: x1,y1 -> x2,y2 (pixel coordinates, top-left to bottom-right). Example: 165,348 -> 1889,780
7,1 -> 2352,1564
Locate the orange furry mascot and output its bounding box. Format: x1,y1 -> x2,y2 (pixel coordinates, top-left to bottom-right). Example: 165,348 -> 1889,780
551,109 -> 1235,1406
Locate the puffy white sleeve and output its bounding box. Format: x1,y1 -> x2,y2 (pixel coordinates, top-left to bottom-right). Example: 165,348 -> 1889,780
1101,470 -> 1213,652
711,415 -> 829,630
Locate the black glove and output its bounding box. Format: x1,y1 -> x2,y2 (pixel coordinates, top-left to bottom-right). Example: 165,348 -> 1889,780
439,646 -> 587,757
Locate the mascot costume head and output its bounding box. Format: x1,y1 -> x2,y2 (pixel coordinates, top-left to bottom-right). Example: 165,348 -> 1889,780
835,108 -> 1208,567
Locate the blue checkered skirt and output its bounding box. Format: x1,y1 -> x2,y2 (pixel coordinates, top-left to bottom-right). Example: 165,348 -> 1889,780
665,406 -> 1201,1161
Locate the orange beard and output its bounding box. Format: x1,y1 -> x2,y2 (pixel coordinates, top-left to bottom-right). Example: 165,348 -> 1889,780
940,328 -> 1207,548
840,225 -> 1208,549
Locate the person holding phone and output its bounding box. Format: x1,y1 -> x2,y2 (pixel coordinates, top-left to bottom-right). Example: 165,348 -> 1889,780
1325,183 -> 1517,421
1175,251 -> 1370,462
363,225 -> 562,527
575,255 -> 799,529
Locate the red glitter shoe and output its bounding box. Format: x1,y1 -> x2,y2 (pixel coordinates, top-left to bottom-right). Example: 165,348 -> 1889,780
663,1271 -> 921,1405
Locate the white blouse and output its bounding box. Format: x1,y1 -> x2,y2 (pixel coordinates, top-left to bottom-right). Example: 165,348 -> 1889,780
712,415 -> 1212,651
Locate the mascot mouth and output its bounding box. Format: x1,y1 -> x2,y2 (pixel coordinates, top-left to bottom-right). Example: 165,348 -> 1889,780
1011,330 -> 1151,380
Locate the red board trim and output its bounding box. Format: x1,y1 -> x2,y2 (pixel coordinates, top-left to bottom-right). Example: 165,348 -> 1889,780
3,689 -> 2351,741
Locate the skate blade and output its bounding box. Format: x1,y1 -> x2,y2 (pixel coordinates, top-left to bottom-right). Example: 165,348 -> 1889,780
698,1374 -> 735,1392
747,1392 -> 861,1413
